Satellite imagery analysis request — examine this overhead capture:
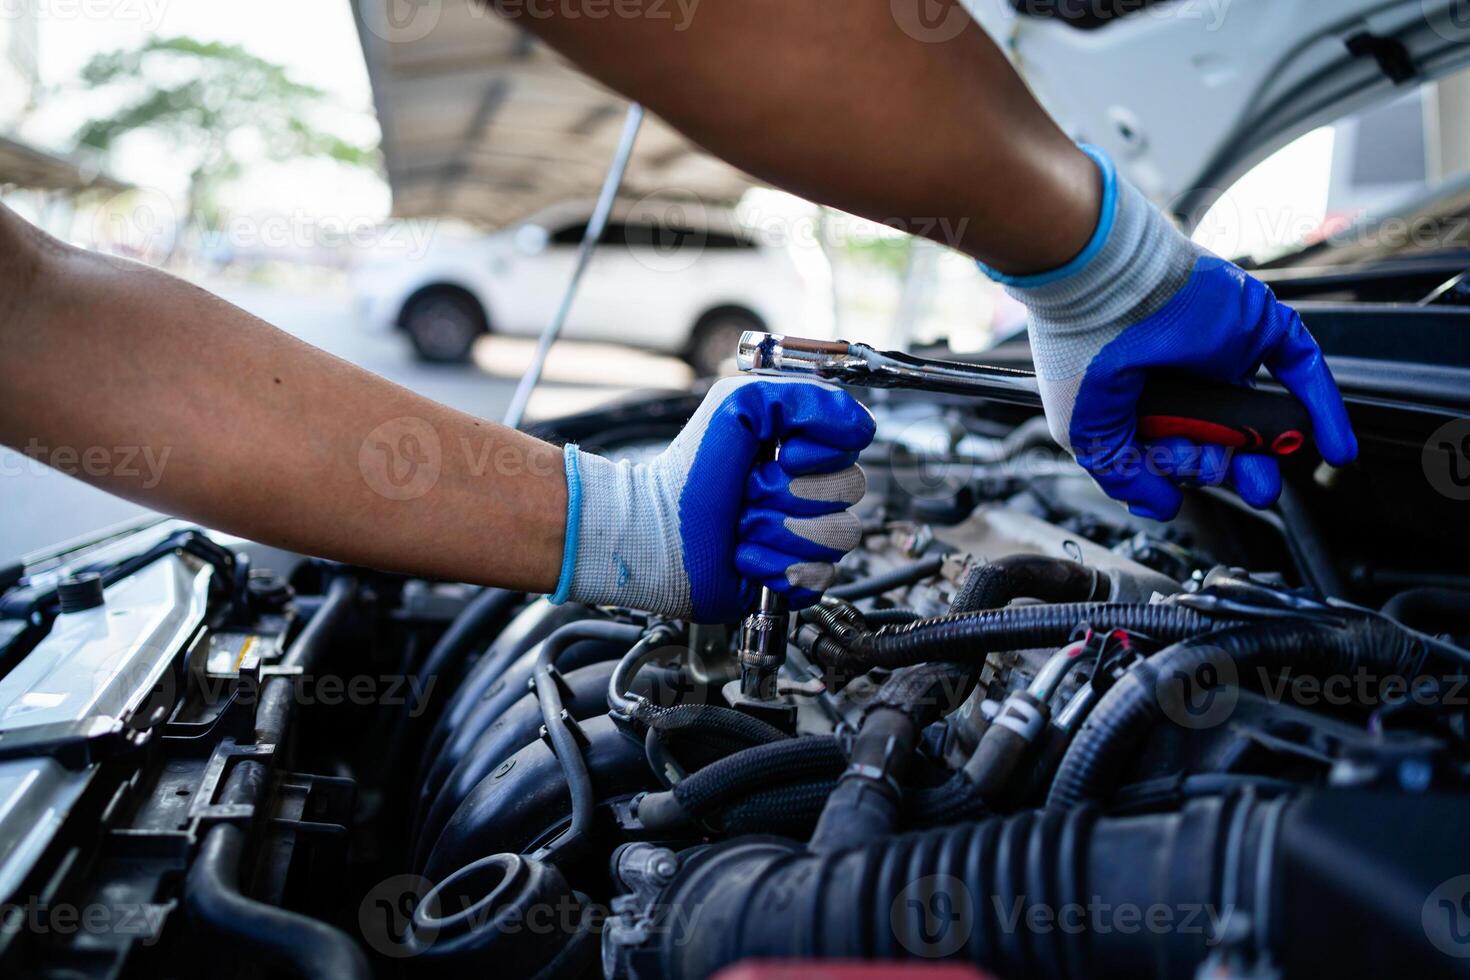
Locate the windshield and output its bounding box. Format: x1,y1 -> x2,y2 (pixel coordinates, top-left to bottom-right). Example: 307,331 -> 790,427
1196,64 -> 1470,268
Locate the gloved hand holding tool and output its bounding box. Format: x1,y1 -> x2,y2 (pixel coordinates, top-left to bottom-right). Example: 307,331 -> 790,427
551,377 -> 876,624
987,147 -> 1359,521
741,148 -> 1359,524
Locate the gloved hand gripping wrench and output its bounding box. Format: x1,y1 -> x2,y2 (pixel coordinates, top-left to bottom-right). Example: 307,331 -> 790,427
735,332 -> 1312,457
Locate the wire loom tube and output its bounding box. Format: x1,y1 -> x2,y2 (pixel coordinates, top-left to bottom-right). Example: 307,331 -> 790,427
1047,615 -> 1432,808
824,603 -> 1228,673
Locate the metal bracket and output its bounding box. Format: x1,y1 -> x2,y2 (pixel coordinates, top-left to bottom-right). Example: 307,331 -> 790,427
188,738 -> 277,824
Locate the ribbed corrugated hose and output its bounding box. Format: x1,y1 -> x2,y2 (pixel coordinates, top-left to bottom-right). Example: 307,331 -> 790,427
823,602 -> 1229,673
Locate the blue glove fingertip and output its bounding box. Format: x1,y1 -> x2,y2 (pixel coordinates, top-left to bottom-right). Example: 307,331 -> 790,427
1230,454 -> 1283,510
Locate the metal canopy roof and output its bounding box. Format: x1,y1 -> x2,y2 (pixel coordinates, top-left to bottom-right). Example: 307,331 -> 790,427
0,135 -> 124,193
353,0 -> 753,228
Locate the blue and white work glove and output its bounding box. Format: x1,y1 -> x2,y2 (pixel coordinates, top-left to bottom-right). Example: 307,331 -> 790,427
551,378 -> 876,623
988,146 -> 1359,521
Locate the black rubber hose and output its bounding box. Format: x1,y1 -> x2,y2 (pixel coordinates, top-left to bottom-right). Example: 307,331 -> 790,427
1048,616 -> 1431,809
638,703 -> 791,787
413,660 -> 629,873
421,604 -> 589,782
254,575 -> 356,745
809,707 -> 917,853
638,736 -> 845,829
829,556 -> 945,601
187,823 -> 370,980
638,702 -> 790,745
408,587 -> 521,720
418,632 -> 631,819
188,598 -> 370,980
867,661 -> 976,722
607,625 -> 682,718
1383,587 -> 1470,636
822,603 -> 1227,674
530,621 -> 644,862
810,660 -> 978,849
950,554 -> 1107,614
905,774 -> 988,827
720,780 -> 837,835
674,736 -> 845,815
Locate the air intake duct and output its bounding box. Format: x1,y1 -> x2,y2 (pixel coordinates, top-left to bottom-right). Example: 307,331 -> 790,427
613,790 -> 1470,980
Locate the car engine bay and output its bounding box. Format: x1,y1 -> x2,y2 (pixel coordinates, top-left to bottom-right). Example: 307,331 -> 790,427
2,364 -> 1470,979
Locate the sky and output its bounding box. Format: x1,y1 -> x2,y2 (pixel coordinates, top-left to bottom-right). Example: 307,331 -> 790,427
27,0 -> 390,220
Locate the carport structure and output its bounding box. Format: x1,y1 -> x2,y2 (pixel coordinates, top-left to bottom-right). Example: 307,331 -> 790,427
0,135 -> 124,194
352,0 -> 752,227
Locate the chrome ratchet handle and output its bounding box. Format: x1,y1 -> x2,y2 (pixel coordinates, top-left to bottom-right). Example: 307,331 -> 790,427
736,331 -> 1044,407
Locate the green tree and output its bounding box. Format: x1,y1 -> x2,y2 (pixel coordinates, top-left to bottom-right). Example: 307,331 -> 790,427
74,36 -> 377,252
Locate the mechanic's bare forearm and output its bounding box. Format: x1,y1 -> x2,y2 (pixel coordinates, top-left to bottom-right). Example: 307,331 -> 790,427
496,0 -> 1099,274
0,212 -> 565,592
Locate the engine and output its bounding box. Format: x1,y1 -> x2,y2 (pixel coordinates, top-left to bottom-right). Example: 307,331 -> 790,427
2,389 -> 1468,979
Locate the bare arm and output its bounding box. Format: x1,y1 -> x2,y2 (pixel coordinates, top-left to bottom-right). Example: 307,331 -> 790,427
496,0 -> 1100,275
0,207 -> 565,591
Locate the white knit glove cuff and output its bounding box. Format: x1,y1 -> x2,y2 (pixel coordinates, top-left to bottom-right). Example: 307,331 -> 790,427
551,446 -> 687,617
980,146 -> 1203,450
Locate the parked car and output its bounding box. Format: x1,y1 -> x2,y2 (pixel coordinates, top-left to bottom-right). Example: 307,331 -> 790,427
351,200 -> 833,374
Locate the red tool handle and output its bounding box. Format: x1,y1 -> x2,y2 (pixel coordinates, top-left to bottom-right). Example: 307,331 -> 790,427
1137,374 -> 1311,457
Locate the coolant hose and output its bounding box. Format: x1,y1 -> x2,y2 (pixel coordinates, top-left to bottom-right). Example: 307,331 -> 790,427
188,823 -> 371,980
810,662 -> 975,852
189,577 -> 369,980
1047,615 -> 1432,808
254,575 -> 356,745
951,554 -> 1108,613
637,736 -> 845,830
823,603 -> 1227,674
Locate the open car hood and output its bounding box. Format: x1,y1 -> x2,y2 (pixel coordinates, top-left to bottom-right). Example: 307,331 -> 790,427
968,0 -> 1470,223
